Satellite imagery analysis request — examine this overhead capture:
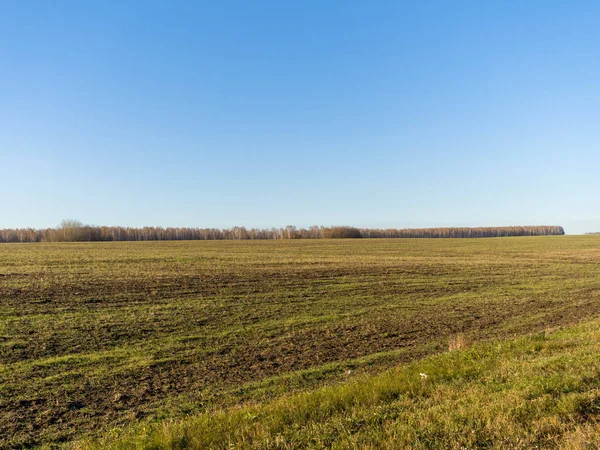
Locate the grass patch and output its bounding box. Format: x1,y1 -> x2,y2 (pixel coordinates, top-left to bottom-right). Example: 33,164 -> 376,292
84,320 -> 600,449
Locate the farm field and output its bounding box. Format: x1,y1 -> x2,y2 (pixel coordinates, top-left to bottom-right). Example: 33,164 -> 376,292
92,314 -> 600,449
2,236 -> 600,448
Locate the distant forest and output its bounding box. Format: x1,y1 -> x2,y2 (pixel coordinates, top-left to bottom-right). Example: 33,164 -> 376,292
0,221 -> 565,243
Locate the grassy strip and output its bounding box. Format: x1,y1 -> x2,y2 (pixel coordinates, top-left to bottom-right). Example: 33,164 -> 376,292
81,320 -> 600,450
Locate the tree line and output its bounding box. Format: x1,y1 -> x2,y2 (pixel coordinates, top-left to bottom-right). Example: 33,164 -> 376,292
0,221 -> 565,243
359,225 -> 565,238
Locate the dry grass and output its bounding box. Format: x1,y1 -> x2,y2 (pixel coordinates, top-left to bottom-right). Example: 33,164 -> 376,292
448,333 -> 467,352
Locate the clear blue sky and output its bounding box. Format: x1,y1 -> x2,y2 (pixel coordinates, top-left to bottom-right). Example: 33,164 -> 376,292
2,1 -> 599,233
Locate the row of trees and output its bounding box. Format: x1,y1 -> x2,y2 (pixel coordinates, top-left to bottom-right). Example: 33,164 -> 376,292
0,221 -> 565,243
359,225 -> 565,239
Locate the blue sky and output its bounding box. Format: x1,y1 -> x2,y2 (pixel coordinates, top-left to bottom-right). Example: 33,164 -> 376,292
1,1 -> 599,233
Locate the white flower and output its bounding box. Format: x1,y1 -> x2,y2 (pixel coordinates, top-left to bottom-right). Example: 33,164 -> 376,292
419,373 -> 428,379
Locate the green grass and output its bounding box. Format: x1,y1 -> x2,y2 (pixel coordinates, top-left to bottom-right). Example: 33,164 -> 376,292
83,319 -> 600,449
2,236 -> 600,447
